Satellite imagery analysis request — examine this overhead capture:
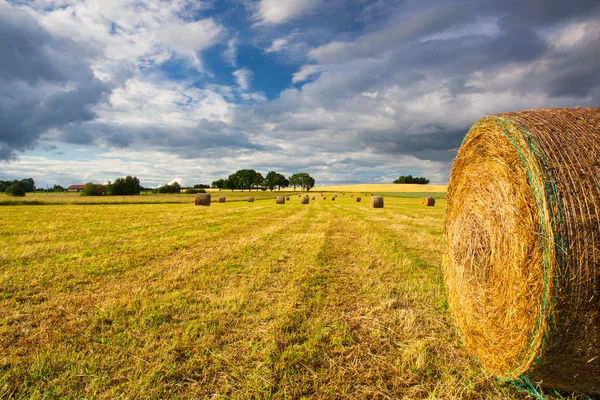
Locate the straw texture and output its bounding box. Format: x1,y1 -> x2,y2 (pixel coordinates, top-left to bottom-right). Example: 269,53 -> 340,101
218,196 -> 226,203
370,196 -> 383,208
443,107 -> 600,395
247,197 -> 254,202
276,196 -> 285,204
194,193 -> 211,206
425,196 -> 435,207
301,195 -> 309,204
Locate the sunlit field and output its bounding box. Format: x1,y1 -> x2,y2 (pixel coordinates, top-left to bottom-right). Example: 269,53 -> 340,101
0,194 -> 571,398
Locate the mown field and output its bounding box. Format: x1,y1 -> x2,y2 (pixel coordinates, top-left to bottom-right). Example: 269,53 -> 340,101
0,193 -> 573,399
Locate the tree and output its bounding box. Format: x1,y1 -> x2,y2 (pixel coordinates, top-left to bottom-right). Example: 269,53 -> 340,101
53,184 -> 65,192
108,176 -> 141,195
156,181 -> 181,194
264,171 -> 278,191
81,182 -> 104,196
253,172 -> 264,191
193,184 -> 210,188
393,175 -> 429,184
212,179 -> 226,191
19,178 -> 35,192
275,174 -> 289,190
5,182 -> 25,197
288,174 -> 300,191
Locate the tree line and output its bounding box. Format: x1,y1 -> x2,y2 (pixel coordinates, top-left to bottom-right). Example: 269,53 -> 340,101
82,176 -> 141,196
1,178 -> 35,197
211,170 -> 315,191
393,175 -> 429,184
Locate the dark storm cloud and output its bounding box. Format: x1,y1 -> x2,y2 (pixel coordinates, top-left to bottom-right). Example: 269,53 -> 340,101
53,119 -> 272,156
0,5 -> 111,161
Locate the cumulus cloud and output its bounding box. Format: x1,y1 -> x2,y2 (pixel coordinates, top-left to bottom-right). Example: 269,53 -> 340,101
0,3 -> 111,160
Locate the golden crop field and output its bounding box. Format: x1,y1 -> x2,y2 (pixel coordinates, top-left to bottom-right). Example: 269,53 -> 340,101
314,184 -> 447,193
0,195 -> 570,399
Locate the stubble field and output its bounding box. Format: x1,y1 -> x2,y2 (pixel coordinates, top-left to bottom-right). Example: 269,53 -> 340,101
0,193 -> 573,399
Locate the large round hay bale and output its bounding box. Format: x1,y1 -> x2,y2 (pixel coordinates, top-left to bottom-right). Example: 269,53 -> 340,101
443,108 -> 600,395
356,197 -> 361,202
247,197 -> 254,202
218,196 -> 226,203
195,193 -> 211,206
425,196 -> 435,206
276,196 -> 285,204
370,196 -> 383,208
301,195 -> 309,204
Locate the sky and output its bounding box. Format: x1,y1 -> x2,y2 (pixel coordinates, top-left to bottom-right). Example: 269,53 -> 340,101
1,0 -> 599,188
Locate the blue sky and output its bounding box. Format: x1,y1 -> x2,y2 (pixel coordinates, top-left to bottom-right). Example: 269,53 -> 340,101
1,0 -> 599,188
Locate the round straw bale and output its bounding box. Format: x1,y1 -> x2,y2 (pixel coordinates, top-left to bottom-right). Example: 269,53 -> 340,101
218,196 -> 226,203
356,197 -> 361,202
331,197 -> 335,201
443,108 -> 600,395
247,197 -> 254,202
195,193 -> 211,206
312,196 -> 315,200
285,196 -> 290,201
425,196 -> 435,206
275,196 -> 285,204
301,195 -> 309,204
370,196 -> 383,208
323,196 -> 326,200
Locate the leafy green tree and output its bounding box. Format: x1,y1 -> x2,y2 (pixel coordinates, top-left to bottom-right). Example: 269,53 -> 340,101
212,179 -> 226,191
19,178 -> 35,192
264,171 -> 278,191
253,172 -> 264,191
108,176 -> 141,195
276,174 -> 289,190
193,184 -> 210,188
156,181 -> 181,194
81,182 -> 104,196
288,173 -> 300,191
53,184 -> 65,192
393,175 -> 429,184
5,182 -> 25,197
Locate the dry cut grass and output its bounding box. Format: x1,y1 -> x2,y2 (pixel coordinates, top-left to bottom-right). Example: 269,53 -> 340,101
0,195 -> 576,399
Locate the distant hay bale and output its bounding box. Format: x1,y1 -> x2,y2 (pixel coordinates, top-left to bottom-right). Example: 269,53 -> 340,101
276,196 -> 285,204
247,197 -> 254,202
285,196 -> 290,201
356,197 -> 361,202
195,193 -> 211,206
311,196 -> 315,200
331,197 -> 335,201
218,196 -> 226,203
323,196 -> 326,200
443,108 -> 600,395
350,194 -> 353,197
425,196 -> 435,206
370,196 -> 383,208
301,195 -> 309,204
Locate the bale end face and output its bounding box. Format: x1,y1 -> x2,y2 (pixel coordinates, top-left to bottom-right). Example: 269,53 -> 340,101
443,107 -> 600,395
425,196 -> 435,206
218,196 -> 226,203
275,196 -> 285,204
370,196 -> 383,208
301,195 -> 309,204
195,193 -> 211,206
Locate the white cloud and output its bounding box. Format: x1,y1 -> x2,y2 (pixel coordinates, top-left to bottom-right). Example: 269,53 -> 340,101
224,36 -> 238,66
254,0 -> 321,25
266,38 -> 289,53
292,65 -> 322,83
232,68 -> 252,91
